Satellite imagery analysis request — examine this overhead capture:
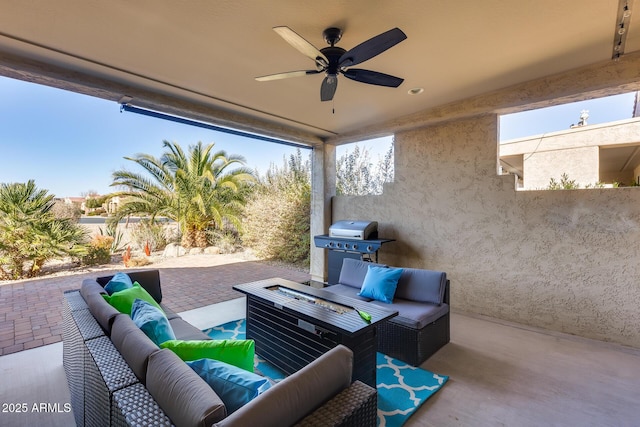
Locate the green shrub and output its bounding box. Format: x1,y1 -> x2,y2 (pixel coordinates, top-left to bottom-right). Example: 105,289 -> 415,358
130,219 -> 168,252
207,229 -> 240,254
82,235 -> 113,265
242,150 -> 310,265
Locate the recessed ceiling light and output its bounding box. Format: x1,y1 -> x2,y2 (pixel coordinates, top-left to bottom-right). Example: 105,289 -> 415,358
408,87 -> 424,95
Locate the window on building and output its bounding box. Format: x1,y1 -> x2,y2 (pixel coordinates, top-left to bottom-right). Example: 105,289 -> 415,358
499,92 -> 640,190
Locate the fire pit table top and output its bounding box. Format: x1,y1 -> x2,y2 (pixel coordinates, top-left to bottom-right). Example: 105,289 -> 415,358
233,278 -> 398,336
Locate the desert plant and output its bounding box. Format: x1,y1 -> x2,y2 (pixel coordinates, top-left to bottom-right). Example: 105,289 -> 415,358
207,228 -> 240,254
0,180 -> 88,279
82,235 -> 113,265
99,222 -> 127,253
129,219 -> 168,252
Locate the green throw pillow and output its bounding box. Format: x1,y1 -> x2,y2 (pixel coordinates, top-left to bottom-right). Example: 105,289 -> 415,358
103,282 -> 162,315
160,339 -> 255,372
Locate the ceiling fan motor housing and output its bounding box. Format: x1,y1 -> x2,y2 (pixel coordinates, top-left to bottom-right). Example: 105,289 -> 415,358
323,27 -> 342,46
321,46 -> 347,77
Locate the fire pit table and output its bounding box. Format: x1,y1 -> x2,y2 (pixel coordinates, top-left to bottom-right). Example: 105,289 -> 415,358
233,278 -> 398,387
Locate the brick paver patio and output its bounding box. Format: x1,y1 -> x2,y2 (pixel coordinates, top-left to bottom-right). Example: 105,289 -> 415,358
0,255 -> 310,356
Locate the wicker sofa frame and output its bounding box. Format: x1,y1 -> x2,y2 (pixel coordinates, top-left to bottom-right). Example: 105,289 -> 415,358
322,259 -> 451,367
376,282 -> 450,366
63,272 -> 378,427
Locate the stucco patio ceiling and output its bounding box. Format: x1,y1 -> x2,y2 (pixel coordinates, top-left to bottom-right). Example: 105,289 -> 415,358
0,1 -> 638,146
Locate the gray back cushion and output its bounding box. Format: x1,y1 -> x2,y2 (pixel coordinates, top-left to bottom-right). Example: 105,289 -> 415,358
146,349 -> 226,426
215,344 -> 353,427
84,291 -> 120,334
110,314 -> 159,383
394,268 -> 447,304
338,259 -> 386,289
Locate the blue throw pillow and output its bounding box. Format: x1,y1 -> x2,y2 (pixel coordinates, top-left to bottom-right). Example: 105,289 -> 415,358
131,298 -> 175,345
358,265 -> 403,303
104,272 -> 133,295
186,358 -> 272,414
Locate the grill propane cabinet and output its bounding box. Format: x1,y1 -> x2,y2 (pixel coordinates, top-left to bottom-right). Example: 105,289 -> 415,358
314,220 -> 394,285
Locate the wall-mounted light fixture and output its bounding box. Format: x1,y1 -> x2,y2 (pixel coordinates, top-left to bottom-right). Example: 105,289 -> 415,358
612,0 -> 633,60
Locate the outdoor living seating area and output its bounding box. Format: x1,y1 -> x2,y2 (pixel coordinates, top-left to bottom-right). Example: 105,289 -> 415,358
64,270 -> 377,426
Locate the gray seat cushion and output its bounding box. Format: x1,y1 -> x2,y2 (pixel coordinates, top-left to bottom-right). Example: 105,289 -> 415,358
323,284 -> 371,301
394,268 -> 447,305
337,259 -> 386,289
110,314 -> 160,383
169,318 -> 211,341
146,349 -> 227,426
372,299 -> 449,329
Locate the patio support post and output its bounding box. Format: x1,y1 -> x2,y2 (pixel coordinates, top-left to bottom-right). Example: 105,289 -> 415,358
310,143 -> 336,282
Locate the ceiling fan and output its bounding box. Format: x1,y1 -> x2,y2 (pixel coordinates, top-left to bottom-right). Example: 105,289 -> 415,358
256,26 -> 407,102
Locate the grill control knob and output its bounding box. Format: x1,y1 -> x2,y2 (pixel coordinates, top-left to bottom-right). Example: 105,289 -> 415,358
328,241 -> 334,247
336,242 -> 342,248
367,245 -> 373,252
352,243 -> 358,250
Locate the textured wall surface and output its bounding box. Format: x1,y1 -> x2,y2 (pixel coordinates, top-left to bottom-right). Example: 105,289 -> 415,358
333,114 -> 640,348
525,146 -> 599,189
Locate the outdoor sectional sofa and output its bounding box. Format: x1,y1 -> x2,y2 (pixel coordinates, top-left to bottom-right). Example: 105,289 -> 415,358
323,259 -> 450,366
62,269 -> 377,426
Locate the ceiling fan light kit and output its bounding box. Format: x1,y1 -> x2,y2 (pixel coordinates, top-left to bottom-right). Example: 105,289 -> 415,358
256,26 -> 407,102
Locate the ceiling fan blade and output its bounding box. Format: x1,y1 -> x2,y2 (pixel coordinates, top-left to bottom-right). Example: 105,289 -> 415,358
342,69 -> 404,87
320,76 -> 338,102
255,69 -> 321,81
273,26 -> 329,67
339,27 -> 407,67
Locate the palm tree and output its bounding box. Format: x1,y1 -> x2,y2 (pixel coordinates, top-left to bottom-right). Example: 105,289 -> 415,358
111,141 -> 255,248
0,180 -> 88,279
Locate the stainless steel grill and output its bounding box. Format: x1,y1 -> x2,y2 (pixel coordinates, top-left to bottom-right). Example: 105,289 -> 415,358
314,220 -> 394,284
328,220 -> 378,240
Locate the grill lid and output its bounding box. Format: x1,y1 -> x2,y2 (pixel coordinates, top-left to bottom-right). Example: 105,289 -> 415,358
329,220 -> 378,240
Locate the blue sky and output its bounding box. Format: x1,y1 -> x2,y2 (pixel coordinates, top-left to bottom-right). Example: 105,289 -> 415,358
0,75 -> 636,196
0,76 -> 308,197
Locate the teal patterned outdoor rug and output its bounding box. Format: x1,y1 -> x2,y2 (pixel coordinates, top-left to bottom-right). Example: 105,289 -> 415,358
204,319 -> 448,427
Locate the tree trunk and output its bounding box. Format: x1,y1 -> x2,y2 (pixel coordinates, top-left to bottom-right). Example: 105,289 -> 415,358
195,229 -> 208,248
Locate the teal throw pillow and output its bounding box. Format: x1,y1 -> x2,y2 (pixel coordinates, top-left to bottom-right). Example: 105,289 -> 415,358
160,339 -> 255,372
131,298 -> 176,345
186,358 -> 271,414
358,265 -> 403,303
103,282 -> 163,315
104,272 -> 133,295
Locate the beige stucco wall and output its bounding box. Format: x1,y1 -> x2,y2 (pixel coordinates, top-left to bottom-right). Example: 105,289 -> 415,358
332,114 -> 640,348
524,146 -> 599,189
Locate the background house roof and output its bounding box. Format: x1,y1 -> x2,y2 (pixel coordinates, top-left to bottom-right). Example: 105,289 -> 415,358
0,0 -> 638,145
